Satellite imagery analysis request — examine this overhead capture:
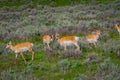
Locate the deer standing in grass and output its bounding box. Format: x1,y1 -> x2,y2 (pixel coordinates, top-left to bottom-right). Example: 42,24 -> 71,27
86,30 -> 100,47
6,41 -> 34,64
55,33 -> 80,51
43,35 -> 54,50
115,24 -> 120,34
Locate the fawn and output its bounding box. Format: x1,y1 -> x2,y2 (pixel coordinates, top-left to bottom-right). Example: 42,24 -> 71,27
55,33 -> 80,51
86,30 -> 100,47
43,35 -> 54,50
6,41 -> 34,64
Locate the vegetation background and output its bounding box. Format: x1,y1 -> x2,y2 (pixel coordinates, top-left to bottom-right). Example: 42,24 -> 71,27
0,0 -> 120,80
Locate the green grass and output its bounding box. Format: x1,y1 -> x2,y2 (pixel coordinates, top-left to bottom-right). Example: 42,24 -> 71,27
0,33 -> 120,80
0,34 -> 120,80
0,2 -> 24,7
0,43 -> 120,80
0,0 -> 116,8
0,0 -> 120,79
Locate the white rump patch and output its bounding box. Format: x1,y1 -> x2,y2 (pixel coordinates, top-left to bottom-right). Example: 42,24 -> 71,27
75,37 -> 79,41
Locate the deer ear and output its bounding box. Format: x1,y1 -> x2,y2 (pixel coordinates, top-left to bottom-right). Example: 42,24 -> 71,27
116,24 -> 119,26
117,24 -> 120,26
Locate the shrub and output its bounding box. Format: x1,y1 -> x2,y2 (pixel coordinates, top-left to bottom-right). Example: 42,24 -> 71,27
0,0 -> 120,40
83,54 -> 101,65
57,59 -> 71,74
1,68 -> 39,80
23,62 -> 39,73
74,58 -> 120,80
95,58 -> 120,80
61,49 -> 82,59
98,40 -> 120,56
73,75 -> 87,80
0,43 -> 5,55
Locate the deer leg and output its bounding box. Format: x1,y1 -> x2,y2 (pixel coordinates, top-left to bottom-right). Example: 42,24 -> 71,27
47,43 -> 51,50
63,45 -> 67,51
43,42 -> 46,49
15,53 -> 18,60
29,49 -> 34,61
87,42 -> 90,47
74,43 -> 80,50
20,52 -> 26,64
31,50 -> 34,61
14,54 -> 18,64
93,42 -> 96,48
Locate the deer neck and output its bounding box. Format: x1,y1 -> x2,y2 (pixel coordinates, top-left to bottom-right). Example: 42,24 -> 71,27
116,26 -> 118,29
95,33 -> 100,38
57,38 -> 60,42
10,45 -> 16,51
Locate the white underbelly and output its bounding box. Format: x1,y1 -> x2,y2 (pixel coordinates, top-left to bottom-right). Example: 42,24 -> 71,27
21,47 -> 29,52
15,51 -> 19,53
87,39 -> 97,43
15,47 -> 29,53
61,41 -> 74,46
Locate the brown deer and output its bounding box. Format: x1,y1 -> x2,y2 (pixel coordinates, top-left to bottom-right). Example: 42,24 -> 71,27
43,35 -> 54,50
6,41 -> 34,64
55,33 -> 80,51
86,30 -> 100,47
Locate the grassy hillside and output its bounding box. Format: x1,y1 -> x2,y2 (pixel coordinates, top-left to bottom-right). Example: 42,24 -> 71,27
0,0 -> 120,80
0,0 -> 116,7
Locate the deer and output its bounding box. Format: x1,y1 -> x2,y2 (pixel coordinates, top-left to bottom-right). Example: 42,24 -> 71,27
43,35 -> 54,50
115,24 -> 120,34
6,41 -> 34,64
86,30 -> 100,47
55,33 -> 80,51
